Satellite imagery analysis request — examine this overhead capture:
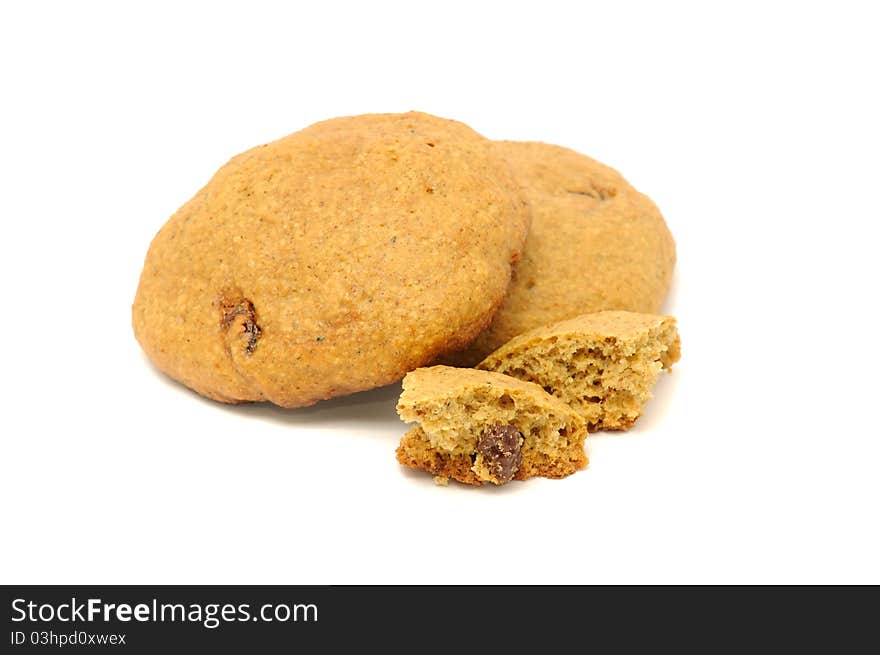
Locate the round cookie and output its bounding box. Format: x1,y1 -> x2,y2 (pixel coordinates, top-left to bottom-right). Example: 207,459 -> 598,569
133,112 -> 530,407
446,141 -> 675,364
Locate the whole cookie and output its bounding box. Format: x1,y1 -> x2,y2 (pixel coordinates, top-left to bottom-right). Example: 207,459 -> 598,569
133,112 -> 529,407
446,141 -> 675,364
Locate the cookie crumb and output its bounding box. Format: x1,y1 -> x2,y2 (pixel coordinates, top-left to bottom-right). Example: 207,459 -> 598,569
433,475 -> 449,486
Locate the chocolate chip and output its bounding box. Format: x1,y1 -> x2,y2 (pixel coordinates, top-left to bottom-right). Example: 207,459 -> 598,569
241,315 -> 261,354
477,424 -> 523,484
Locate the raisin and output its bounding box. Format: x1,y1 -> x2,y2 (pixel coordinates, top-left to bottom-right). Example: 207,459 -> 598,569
218,295 -> 261,355
476,424 -> 523,484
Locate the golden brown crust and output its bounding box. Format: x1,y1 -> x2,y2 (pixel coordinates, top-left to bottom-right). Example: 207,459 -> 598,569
397,365 -> 578,412
132,112 -> 530,407
446,141 -> 676,365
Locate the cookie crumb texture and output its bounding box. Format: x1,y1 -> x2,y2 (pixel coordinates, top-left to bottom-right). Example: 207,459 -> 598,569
479,311 -> 680,430
446,141 -> 676,365
132,112 -> 529,407
396,366 -> 588,486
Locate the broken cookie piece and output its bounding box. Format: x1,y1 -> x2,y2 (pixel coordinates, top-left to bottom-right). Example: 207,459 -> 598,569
396,366 -> 588,486
478,311 -> 680,431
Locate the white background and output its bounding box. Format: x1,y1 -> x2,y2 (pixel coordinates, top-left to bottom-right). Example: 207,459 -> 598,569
1,1 -> 877,584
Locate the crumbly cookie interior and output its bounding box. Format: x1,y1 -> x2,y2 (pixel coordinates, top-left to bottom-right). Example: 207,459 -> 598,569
480,321 -> 679,430
397,384 -> 586,485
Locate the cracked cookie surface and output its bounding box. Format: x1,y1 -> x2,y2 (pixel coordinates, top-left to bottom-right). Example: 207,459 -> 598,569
132,112 -> 529,406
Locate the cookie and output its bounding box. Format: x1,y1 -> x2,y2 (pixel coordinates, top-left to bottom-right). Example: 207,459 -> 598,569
396,366 -> 588,485
478,311 -> 680,430
132,112 -> 530,407
446,141 -> 676,364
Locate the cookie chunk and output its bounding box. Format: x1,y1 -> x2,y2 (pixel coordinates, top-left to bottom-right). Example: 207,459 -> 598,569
447,141 -> 675,364
478,311 -> 680,431
396,366 -> 588,485
133,112 -> 529,407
